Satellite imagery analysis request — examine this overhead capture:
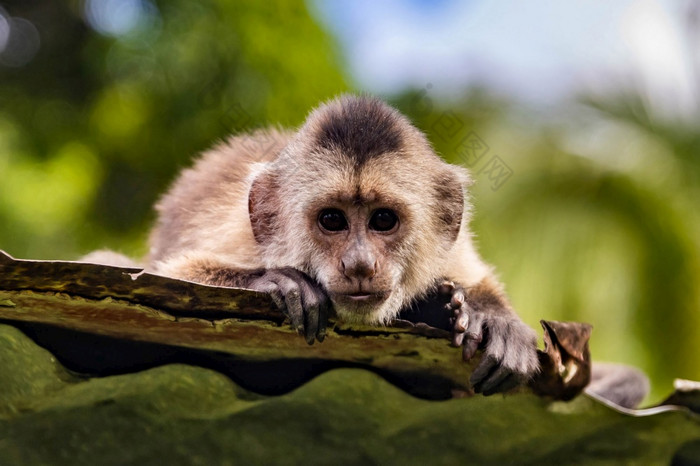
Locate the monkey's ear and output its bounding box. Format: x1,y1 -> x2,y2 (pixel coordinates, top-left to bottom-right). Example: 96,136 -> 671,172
248,171 -> 280,245
434,171 -> 465,243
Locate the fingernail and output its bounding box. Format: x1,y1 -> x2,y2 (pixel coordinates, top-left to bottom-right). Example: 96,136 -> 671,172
439,281 -> 454,294
458,312 -> 469,330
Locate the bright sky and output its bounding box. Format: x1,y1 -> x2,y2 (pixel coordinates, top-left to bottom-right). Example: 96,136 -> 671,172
312,0 -> 698,119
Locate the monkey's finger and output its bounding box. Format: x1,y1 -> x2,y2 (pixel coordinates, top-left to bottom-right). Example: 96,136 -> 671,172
304,305 -> 319,345
269,290 -> 286,312
469,354 -> 498,388
271,275 -> 305,334
454,309 -> 469,332
299,282 -> 320,345
474,364 -> 511,394
314,283 -> 332,343
315,288 -> 331,342
450,289 -> 465,309
285,289 -> 305,335
462,333 -> 481,361
252,281 -> 287,313
451,305 -> 473,347
438,280 -> 455,295
290,276 -> 315,338
483,373 -> 521,396
460,313 -> 485,360
452,328 -> 465,347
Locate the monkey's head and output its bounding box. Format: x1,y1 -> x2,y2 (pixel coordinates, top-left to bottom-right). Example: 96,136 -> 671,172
249,95 -> 471,324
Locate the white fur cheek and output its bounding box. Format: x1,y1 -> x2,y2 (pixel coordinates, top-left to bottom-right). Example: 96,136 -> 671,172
304,248 -> 334,285
260,217 -> 316,271
311,262 -> 335,290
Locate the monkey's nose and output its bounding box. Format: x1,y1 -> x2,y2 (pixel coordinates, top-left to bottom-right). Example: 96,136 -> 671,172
341,259 -> 377,280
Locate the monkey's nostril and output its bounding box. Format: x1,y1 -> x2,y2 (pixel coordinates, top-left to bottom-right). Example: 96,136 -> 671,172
341,259 -> 353,280
366,261 -> 377,279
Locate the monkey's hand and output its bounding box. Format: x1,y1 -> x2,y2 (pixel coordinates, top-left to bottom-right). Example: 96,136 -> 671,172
248,268 -> 331,345
441,281 -> 539,396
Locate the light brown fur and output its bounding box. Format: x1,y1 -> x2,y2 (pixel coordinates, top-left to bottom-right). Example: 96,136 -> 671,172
148,98 -> 492,324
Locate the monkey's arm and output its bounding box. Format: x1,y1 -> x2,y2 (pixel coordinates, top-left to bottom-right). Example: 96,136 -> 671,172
442,278 -> 539,395
152,254 -> 330,344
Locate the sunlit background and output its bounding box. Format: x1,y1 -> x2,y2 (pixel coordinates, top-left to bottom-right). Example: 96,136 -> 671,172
1,0 -> 698,402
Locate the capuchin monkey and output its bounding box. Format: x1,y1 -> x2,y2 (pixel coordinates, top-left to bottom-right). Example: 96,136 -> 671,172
144,95 -> 539,395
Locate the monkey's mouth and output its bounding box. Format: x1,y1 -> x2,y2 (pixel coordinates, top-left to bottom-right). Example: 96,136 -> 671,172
346,293 -> 375,302
332,291 -> 389,306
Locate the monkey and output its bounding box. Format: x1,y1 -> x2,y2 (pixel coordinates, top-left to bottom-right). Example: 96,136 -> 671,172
143,95 -> 540,396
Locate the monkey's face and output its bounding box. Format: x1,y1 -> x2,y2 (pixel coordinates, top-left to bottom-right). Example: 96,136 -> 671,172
306,198 -> 408,323
250,154 -> 467,324
292,150 -> 464,324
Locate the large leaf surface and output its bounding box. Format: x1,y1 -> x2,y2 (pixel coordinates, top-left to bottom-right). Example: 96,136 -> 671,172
1,324 -> 699,465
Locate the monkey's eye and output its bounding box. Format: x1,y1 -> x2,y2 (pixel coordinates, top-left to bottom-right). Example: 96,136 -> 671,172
318,209 -> 348,232
369,209 -> 399,232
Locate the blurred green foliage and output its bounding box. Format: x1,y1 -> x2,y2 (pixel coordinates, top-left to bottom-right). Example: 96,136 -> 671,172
0,0 -> 347,258
0,0 -> 698,402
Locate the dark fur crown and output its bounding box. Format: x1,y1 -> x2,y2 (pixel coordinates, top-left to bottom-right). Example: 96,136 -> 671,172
313,95 -> 404,164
